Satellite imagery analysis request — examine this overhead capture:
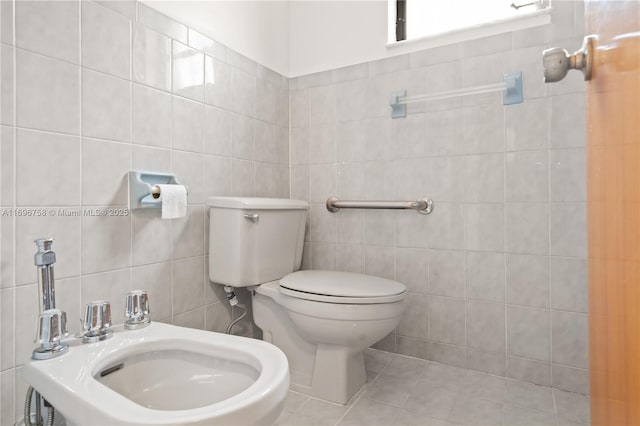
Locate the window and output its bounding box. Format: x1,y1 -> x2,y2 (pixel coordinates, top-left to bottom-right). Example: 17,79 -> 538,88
393,0 -> 551,43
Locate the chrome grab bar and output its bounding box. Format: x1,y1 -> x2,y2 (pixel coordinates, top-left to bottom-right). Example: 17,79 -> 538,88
326,197 -> 433,215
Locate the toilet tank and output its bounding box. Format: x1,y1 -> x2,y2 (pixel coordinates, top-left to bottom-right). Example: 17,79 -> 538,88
208,197 -> 309,287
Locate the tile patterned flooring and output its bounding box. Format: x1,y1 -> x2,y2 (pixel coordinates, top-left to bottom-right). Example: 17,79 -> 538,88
275,349 -> 590,426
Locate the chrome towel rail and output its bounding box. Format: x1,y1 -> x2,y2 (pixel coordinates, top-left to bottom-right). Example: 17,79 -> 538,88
326,197 -> 434,215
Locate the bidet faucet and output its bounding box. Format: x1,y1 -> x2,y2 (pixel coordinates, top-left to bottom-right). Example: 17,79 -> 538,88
32,238 -> 69,360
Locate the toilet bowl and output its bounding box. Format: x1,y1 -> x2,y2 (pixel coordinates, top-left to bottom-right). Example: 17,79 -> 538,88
207,197 -> 407,405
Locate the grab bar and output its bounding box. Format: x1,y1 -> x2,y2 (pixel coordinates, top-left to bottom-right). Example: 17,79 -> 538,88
326,197 -> 433,215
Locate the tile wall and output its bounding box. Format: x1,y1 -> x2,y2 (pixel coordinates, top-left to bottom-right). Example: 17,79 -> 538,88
290,0 -> 589,396
0,1 -> 289,423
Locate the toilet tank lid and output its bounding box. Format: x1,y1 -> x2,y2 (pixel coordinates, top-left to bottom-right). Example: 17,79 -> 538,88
280,270 -> 406,298
207,197 -> 309,210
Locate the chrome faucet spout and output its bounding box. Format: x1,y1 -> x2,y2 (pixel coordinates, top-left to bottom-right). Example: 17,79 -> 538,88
34,238 -> 56,311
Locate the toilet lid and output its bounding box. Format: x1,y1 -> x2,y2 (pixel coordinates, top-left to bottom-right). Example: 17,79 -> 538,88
279,270 -> 406,304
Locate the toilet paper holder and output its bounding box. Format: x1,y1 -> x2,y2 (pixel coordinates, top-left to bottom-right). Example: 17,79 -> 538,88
128,171 -> 189,211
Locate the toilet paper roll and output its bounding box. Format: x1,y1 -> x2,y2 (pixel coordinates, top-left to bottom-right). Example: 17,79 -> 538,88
157,184 -> 187,219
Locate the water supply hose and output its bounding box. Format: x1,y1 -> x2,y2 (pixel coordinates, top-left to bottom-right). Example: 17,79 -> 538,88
223,286 -> 248,335
24,386 -> 54,426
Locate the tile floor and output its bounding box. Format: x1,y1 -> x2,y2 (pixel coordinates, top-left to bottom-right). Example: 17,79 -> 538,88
275,349 -> 590,426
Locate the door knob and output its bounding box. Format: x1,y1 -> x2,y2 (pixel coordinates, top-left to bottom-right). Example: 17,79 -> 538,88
543,36 -> 595,82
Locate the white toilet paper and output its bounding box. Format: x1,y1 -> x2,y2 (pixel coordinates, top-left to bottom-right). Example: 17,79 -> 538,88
157,184 -> 187,219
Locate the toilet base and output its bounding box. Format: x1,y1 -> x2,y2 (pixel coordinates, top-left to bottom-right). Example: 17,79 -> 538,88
253,292 -> 368,405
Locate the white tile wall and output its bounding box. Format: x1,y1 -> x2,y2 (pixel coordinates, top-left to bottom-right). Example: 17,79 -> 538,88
0,1 -> 289,423
292,0 -> 589,397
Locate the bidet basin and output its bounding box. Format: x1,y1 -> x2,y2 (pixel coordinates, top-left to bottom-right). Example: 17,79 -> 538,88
22,322 -> 290,425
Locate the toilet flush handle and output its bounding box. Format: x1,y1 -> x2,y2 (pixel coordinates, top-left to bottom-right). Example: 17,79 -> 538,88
243,213 -> 259,223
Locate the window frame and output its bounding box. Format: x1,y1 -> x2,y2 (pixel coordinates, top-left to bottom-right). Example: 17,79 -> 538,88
387,0 -> 552,52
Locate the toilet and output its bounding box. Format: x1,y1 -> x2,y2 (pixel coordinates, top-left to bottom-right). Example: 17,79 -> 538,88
207,197 -> 406,405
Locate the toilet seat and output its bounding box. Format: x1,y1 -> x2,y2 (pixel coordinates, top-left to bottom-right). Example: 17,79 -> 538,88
279,270 -> 406,304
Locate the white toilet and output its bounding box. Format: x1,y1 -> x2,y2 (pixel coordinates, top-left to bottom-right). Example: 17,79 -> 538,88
207,197 -> 407,404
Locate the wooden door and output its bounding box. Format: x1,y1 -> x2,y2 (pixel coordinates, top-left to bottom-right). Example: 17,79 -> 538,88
586,1 -> 640,424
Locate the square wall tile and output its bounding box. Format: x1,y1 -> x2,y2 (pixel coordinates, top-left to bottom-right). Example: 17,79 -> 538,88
507,305 -> 550,362
467,300 -> 505,353
505,203 -> 549,255
337,79 -> 367,122
337,120 -> 365,163
1,0 -> 13,45
364,117 -> 394,161
396,248 -> 428,293
552,311 -> 589,369
365,246 -> 395,280
82,212 -> 132,274
254,79 -> 275,123
309,123 -> 336,164
550,257 -> 587,313
427,203 -> 464,250
506,98 -> 549,151
133,262 -> 172,320
231,113 -> 255,161
172,96 -> 204,153
550,203 -> 587,257
336,244 -> 364,273
205,56 -> 232,109
426,156 -> 463,203
429,296 -> 465,346
551,94 -> 586,149
394,113 -> 427,159
397,293 -> 428,339
133,24 -> 171,91
464,104 -> 505,154
231,159 -> 254,196
505,150 -> 549,203
82,70 -> 131,142
290,166 -> 309,201
466,251 -> 505,302
506,254 -> 549,308
132,210 -> 173,266
172,41 -> 204,102
429,249 -> 465,298
16,129 -> 80,206
204,156 -> 232,197
309,85 -> 337,125
465,153 -> 504,203
172,256 -> 205,315
550,148 -> 586,202
16,0 -> 79,63
81,138 -> 131,206
132,84 -> 171,149
82,1 -> 130,79
465,204 -> 504,252
203,107 -> 231,158
172,206 -> 205,259
337,210 -> 364,244
231,68 -> 255,117
253,120 -> 278,164
16,50 -> 79,134
427,109 -> 464,156
1,45 -> 14,126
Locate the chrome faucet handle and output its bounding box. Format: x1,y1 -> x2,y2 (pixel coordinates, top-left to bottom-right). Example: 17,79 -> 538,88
124,290 -> 151,330
82,301 -> 113,343
32,309 -> 69,360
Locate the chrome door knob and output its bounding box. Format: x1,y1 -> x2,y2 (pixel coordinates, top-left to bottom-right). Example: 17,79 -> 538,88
543,36 -> 594,82
82,301 -> 113,343
125,290 -> 151,329
32,309 -> 69,360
